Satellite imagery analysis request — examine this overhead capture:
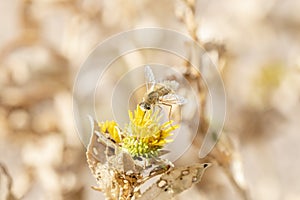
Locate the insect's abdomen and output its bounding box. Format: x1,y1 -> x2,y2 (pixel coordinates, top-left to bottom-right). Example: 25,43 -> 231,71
147,91 -> 160,102
156,86 -> 171,96
146,86 -> 171,105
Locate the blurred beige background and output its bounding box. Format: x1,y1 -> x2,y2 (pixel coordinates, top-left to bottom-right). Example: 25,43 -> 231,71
1,0 -> 300,200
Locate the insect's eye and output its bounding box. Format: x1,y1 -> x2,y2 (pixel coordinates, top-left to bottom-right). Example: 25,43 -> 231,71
139,102 -> 148,110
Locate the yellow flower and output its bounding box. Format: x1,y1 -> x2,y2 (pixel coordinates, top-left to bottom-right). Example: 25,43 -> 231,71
98,120 -> 121,143
122,106 -> 179,158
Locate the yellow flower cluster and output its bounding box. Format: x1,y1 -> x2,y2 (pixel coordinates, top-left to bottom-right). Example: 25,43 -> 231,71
97,106 -> 178,158
123,106 -> 178,158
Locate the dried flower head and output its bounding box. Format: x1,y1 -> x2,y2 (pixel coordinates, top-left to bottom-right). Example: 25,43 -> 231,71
122,106 -> 179,158
86,117 -> 210,200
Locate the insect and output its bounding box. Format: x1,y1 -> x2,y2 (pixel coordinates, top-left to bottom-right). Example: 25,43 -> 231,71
139,66 -> 187,118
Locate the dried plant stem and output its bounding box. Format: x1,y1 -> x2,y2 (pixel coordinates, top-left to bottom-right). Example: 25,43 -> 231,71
0,164 -> 17,200
176,1 -> 250,199
177,0 -> 208,133
197,78 -> 209,133
180,0 -> 200,43
203,154 -> 251,200
221,164 -> 251,200
178,0 -> 209,140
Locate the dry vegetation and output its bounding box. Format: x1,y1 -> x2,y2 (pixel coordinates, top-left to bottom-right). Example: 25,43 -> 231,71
1,0 -> 300,200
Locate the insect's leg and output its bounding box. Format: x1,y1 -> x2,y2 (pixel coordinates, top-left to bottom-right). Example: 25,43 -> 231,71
155,104 -> 163,114
161,102 -> 173,120
169,105 -> 172,120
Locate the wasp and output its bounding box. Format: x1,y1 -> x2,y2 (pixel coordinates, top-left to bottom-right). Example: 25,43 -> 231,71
139,66 -> 187,118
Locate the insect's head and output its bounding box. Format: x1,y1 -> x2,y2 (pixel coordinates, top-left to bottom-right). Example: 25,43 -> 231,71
139,102 -> 151,110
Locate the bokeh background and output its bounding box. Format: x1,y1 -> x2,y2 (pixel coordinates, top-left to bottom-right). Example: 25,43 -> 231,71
1,0 -> 300,200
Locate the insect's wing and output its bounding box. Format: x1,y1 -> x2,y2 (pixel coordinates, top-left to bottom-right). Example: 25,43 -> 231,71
144,66 -> 156,92
160,94 -> 187,105
161,80 -> 179,91
139,163 -> 211,200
